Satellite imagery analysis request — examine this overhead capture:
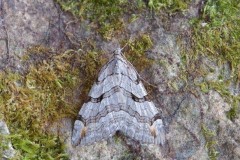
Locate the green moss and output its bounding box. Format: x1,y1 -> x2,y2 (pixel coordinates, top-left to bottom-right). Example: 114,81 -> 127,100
227,98 -> 239,121
191,0 -> 240,78
120,151 -> 140,160
55,0 -> 190,40
55,0 -> 132,40
208,81 -> 231,98
184,1 -> 240,155
148,0 -> 191,12
0,73 -> 70,159
169,81 -> 179,91
208,81 -> 239,121
201,125 -> 219,160
0,49 -> 78,159
0,134 -> 9,158
199,82 -> 209,93
77,50 -> 107,99
238,65 -> 240,80
179,0 -> 240,120
121,34 -> 154,72
0,45 -> 108,159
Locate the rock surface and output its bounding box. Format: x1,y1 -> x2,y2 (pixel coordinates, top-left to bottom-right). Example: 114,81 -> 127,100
0,0 -> 239,159
0,120 -> 15,159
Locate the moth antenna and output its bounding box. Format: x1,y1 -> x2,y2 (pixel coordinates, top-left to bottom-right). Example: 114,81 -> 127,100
120,42 -> 128,51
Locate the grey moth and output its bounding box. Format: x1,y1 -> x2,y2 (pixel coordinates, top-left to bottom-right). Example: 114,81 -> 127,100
72,48 -> 165,146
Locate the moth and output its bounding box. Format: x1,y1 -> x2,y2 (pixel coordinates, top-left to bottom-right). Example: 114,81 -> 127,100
72,48 -> 165,146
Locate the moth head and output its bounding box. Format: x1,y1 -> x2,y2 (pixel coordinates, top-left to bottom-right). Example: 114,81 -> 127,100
114,48 -> 123,56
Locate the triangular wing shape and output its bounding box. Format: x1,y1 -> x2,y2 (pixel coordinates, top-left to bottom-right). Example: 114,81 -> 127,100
72,49 -> 165,146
